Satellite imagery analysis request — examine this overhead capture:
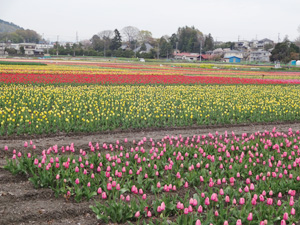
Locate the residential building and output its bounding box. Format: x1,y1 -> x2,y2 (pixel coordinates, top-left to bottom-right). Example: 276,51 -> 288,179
19,43 -> 36,55
174,52 -> 199,61
224,50 -> 243,59
256,38 -> 274,49
133,43 -> 153,53
249,50 -> 271,62
0,43 -> 6,55
224,56 -> 242,63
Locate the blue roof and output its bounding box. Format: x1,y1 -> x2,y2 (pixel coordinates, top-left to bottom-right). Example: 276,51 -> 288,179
224,56 -> 242,59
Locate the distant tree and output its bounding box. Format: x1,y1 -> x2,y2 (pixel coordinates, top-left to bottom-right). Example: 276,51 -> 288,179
140,42 -> 147,52
270,39 -> 299,63
264,43 -> 274,51
295,25 -> 300,56
19,46 -> 25,54
91,34 -> 103,51
169,33 -> 178,52
216,42 -> 235,50
5,47 -> 17,55
110,29 -> 122,50
15,29 -> 41,43
121,26 -> 139,49
98,30 -> 114,40
138,30 -> 153,43
203,33 -> 214,51
177,26 -> 203,53
159,37 -> 173,58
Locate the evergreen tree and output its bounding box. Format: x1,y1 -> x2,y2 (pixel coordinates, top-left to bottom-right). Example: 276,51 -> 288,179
204,33 -> 214,51
110,29 -> 122,50
140,43 -> 147,52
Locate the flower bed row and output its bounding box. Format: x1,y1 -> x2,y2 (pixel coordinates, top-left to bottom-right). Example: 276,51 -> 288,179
4,127 -> 300,224
1,84 -> 300,135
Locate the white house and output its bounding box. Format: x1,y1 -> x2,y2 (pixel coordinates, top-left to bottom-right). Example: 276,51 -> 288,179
249,50 -> 271,62
256,38 -> 274,49
19,43 -> 36,55
174,52 -> 199,61
223,50 -> 243,59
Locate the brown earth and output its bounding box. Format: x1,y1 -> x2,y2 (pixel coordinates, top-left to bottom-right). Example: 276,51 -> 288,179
1,122 -> 300,225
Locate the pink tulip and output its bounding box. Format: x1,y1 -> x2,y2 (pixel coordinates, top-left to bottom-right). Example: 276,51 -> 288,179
236,219 -> 242,225
184,208 -> 189,214
291,208 -> 295,215
195,219 -> 201,225
205,197 -> 210,205
102,192 -> 107,199
281,220 -> 286,225
198,205 -> 203,213
267,198 -> 273,205
239,198 -> 245,205
283,212 -> 288,220
75,178 -> 79,184
247,213 -> 253,221
147,211 -> 152,217
142,194 -> 147,200
135,211 -> 140,218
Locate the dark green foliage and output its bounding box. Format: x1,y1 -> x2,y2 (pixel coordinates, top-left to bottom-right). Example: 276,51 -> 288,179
271,39 -> 300,63
0,61 -> 47,66
177,26 -> 203,53
110,29 -> 122,50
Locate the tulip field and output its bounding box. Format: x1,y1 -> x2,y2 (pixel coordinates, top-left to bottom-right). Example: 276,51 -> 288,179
1,60 -> 300,224
0,63 -> 300,136
2,127 -> 300,224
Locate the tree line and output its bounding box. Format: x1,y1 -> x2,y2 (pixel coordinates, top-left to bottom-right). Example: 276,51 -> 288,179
47,26 -> 218,59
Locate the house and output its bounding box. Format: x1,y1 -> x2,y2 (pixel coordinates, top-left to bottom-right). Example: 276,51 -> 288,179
224,50 -> 243,59
198,54 -> 214,61
0,43 -> 7,55
174,52 -> 199,61
34,49 -> 44,57
249,50 -> 271,62
235,40 -> 250,49
212,48 -> 224,56
120,44 -> 131,51
224,56 -> 242,63
19,43 -> 36,55
133,43 -> 153,54
256,38 -> 274,49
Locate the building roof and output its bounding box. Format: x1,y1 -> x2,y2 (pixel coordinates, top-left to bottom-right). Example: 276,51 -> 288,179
133,43 -> 153,53
175,52 -> 199,57
224,56 -> 242,59
259,38 -> 273,42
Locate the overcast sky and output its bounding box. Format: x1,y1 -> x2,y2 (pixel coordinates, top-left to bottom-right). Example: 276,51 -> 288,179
1,0 -> 299,43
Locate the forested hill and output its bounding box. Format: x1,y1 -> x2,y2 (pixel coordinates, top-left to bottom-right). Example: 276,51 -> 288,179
0,19 -> 23,33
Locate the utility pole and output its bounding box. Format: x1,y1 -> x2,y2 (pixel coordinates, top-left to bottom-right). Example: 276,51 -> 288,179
134,42 -> 136,58
56,35 -> 59,56
76,31 -> 78,44
199,41 -> 202,62
157,43 -> 160,59
278,33 -> 280,43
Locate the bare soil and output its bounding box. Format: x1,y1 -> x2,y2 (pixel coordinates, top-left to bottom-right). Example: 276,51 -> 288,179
1,122 -> 300,225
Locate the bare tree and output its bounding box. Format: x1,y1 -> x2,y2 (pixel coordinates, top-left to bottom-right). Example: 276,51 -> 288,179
121,26 -> 139,43
138,30 -> 153,43
97,30 -> 114,40
80,40 -> 92,49
295,25 -> 300,48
